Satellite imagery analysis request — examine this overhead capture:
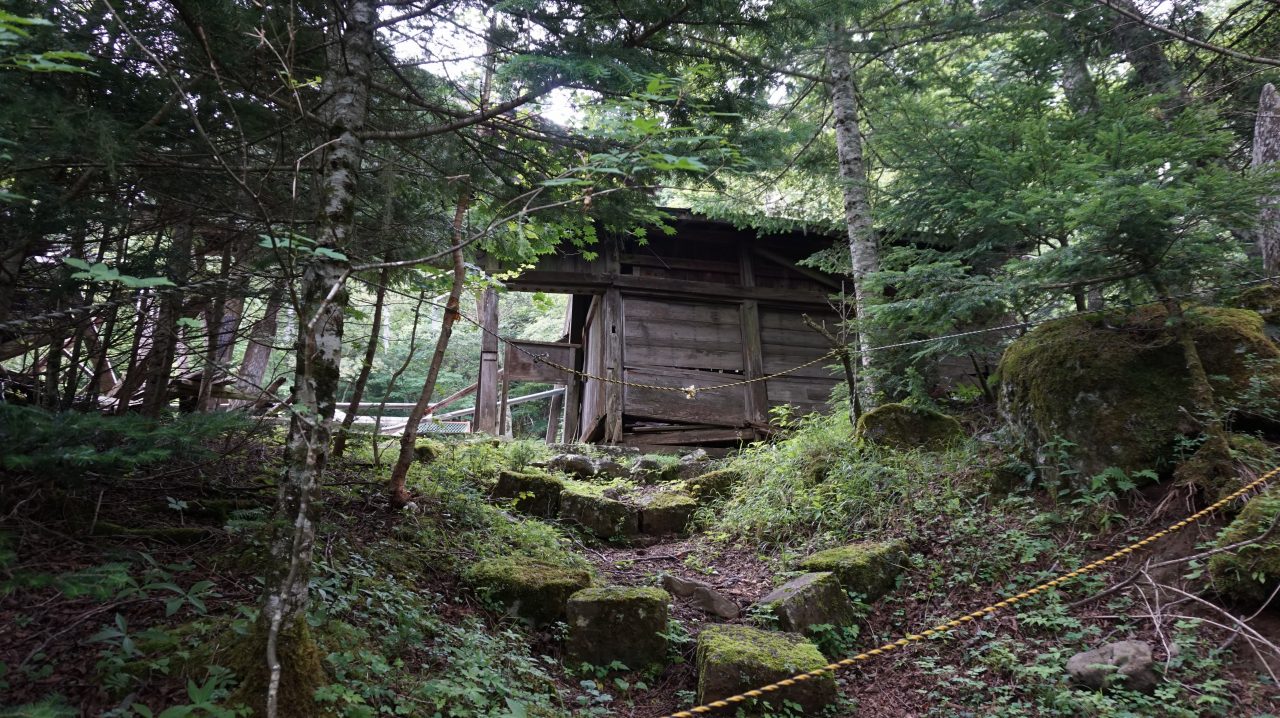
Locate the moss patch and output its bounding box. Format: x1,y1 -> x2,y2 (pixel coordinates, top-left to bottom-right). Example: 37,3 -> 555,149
998,305 -> 1280,480
464,556 -> 593,625
413,439 -> 446,463
696,625 -> 835,714
490,470 -> 566,518
226,615 -> 327,718
566,586 -> 669,669
796,540 -> 906,601
638,490 -> 697,535
559,483 -> 640,539
854,403 -> 964,451
1208,486 -> 1280,604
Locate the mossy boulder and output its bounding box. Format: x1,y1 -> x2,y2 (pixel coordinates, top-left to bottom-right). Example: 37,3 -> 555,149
566,586 -> 669,669
1233,284 -> 1280,338
855,403 -> 964,451
490,470 -> 565,518
414,439 -> 446,463
630,455 -> 681,484
696,625 -> 836,714
796,540 -> 906,602
560,484 -> 640,539
683,468 -> 743,503
999,306 -> 1280,480
757,572 -> 855,640
638,491 -> 697,535
1208,486 -> 1280,604
464,557 -> 593,625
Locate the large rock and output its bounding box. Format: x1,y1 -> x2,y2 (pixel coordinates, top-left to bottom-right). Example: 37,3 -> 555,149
464,557 -> 592,626
661,574 -> 740,619
999,306 -> 1280,480
757,572 -> 855,638
676,449 -> 711,479
638,491 -> 697,535
1066,640 -> 1158,693
796,541 -> 906,601
696,625 -> 837,714
1208,485 -> 1280,603
855,403 -> 964,451
490,470 -> 565,518
683,468 -> 743,503
630,455 -> 679,484
560,484 -> 640,539
547,453 -> 597,480
566,586 -> 669,669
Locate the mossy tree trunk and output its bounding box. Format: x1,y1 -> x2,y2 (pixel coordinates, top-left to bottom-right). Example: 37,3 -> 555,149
257,1 -> 374,715
1254,83 -> 1280,276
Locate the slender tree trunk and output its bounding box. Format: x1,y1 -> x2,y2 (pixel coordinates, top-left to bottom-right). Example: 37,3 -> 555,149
1103,0 -> 1184,105
232,287 -> 283,407
252,2 -> 373,716
1254,83 -> 1280,276
388,191 -> 470,505
196,244 -> 236,411
334,267 -> 389,458
140,223 -> 193,416
114,294 -> 155,413
827,24 -> 879,398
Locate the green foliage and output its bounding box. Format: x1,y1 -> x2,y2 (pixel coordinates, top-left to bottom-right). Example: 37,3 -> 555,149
0,406 -> 252,481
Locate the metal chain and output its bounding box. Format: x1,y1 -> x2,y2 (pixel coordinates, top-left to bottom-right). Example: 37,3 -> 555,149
658,465 -> 1279,718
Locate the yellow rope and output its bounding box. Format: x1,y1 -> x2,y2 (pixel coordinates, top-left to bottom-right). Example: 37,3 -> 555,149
657,466 -> 1279,718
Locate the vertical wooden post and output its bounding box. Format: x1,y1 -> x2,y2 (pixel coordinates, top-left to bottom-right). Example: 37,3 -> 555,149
545,388 -> 563,443
739,248 -> 768,427
499,369 -> 511,436
603,287 -> 624,443
564,355 -> 582,443
475,287 -> 500,434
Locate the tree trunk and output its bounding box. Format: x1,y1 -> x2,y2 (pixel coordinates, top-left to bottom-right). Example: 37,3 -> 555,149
1103,0 -> 1184,104
140,223 -> 193,416
232,287 -> 283,408
1254,83 -> 1280,276
251,2 -> 373,716
333,267 -> 388,458
388,191 -> 470,505
827,24 -> 879,398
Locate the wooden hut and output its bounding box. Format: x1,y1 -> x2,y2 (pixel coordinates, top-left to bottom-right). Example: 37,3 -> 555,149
475,211 -> 848,451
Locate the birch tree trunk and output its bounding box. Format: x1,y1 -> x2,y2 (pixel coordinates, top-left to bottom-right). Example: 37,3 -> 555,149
248,1 -> 374,715
1254,83 -> 1280,276
388,192 -> 470,505
827,25 -> 878,397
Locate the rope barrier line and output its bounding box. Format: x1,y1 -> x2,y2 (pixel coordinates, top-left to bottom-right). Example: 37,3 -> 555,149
338,273 -> 1280,399
657,466 -> 1280,718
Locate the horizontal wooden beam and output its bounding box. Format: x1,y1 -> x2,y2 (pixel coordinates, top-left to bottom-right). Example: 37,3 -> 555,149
505,271 -> 832,306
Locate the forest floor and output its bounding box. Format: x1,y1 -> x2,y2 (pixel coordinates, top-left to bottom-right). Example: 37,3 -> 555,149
3,411 -> 1280,717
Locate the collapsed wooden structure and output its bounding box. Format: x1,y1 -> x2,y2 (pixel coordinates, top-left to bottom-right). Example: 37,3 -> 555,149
474,211 -> 847,451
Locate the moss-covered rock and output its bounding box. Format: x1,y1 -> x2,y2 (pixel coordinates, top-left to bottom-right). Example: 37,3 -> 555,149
490,470 -> 565,518
854,403 -> 964,451
630,455 -> 681,484
638,491 -> 697,535
414,438 -> 446,463
998,306 -> 1280,480
566,586 -> 669,669
796,540 -> 906,602
683,468 -> 743,503
696,625 -> 836,714
560,484 -> 640,539
1208,486 -> 1280,604
464,557 -> 593,625
1233,284 -> 1280,338
757,572 -> 855,640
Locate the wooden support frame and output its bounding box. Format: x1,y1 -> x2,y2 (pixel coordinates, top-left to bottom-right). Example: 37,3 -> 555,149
475,287 -> 500,434
738,248 -> 769,426
603,287 -> 624,443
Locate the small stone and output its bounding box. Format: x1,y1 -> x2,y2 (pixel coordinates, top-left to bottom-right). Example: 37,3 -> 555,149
691,585 -> 740,619
1066,640 -> 1158,694
676,449 -> 710,479
757,572 -> 855,637
560,485 -> 640,539
661,573 -> 712,598
548,453 -> 597,480
490,470 -> 565,518
595,458 -> 628,479
696,625 -> 836,714
796,541 -> 906,602
630,455 -> 678,484
683,468 -> 743,503
639,491 -> 697,535
464,557 -> 593,626
566,586 -> 669,670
